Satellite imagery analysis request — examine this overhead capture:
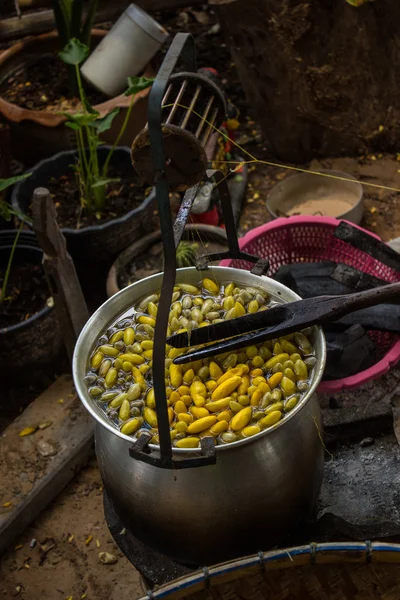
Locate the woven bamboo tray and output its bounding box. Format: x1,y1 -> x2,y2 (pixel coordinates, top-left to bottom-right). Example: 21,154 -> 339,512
139,542 -> 400,600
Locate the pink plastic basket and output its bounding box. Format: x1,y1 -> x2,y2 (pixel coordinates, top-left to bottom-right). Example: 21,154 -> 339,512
222,216 -> 400,393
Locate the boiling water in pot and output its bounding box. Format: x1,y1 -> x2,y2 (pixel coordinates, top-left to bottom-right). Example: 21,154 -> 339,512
83,278 -> 316,447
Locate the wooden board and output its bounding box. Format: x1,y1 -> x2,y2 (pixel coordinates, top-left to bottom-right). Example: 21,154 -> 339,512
0,0 -> 205,41
0,375 -> 94,556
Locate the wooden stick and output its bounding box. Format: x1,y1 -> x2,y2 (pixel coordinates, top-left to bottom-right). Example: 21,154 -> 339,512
32,187 -> 89,362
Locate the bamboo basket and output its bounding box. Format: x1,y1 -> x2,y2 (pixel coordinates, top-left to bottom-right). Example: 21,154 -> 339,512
139,542 -> 400,600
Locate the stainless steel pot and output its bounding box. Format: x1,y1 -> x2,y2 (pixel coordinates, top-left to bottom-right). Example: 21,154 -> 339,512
73,266 -> 326,565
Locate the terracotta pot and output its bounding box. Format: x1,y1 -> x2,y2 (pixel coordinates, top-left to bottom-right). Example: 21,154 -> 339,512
106,224 -> 229,297
0,29 -> 152,165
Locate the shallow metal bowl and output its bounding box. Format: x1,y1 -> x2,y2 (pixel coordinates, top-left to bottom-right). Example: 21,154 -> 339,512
266,170 -> 364,224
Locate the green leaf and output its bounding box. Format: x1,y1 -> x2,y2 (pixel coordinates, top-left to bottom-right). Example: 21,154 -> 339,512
0,173 -> 32,192
62,111 -> 99,127
89,108 -> 120,133
0,200 -> 11,221
345,0 -> 373,5
52,0 -> 71,48
81,0 -> 99,46
70,0 -> 85,39
125,76 -> 154,97
10,206 -> 32,224
91,177 -> 120,189
59,38 -> 89,65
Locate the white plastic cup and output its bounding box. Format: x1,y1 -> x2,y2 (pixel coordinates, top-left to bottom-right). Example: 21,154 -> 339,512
80,4 -> 169,97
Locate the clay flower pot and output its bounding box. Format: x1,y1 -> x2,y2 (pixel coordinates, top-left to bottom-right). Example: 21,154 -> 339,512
0,29 -> 152,165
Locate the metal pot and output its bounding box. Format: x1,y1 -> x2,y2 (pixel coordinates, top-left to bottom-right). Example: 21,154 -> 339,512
73,266 -> 326,566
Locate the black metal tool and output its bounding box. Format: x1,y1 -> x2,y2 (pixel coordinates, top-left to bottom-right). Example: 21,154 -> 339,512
167,282 -> 400,364
128,33 -> 267,470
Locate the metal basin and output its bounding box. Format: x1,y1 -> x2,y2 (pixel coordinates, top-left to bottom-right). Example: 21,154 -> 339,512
267,170 -> 364,224
73,266 -> 326,565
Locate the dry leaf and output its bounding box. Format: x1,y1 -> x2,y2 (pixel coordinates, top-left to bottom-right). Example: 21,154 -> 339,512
190,10 -> 210,24
98,552 -> 118,565
38,421 -> 52,430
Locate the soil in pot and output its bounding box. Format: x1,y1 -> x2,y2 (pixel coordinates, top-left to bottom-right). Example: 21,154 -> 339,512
0,54 -> 108,113
0,237 -> 65,413
0,261 -> 51,328
118,236 -> 228,289
45,165 -> 154,230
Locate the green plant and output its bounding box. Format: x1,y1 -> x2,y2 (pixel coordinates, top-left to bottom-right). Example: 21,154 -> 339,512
59,38 -> 154,215
345,0 -> 376,5
52,0 -> 99,94
0,174 -> 32,305
175,242 -> 199,268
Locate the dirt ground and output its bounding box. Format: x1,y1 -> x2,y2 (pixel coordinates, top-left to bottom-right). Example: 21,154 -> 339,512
2,4 -> 400,599
236,148 -> 400,242
0,459 -> 144,600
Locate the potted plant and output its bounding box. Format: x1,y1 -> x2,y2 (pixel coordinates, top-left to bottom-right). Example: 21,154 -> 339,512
12,41 -> 156,305
0,177 -> 63,388
106,223 -> 229,297
0,1 -> 153,164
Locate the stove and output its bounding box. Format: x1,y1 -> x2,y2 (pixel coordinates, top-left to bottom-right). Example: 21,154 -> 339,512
104,491 -> 193,589
104,421 -> 400,590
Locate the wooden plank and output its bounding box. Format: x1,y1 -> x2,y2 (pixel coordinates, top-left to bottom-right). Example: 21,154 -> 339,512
0,0 -> 204,41
0,375 -> 94,556
32,188 -> 89,362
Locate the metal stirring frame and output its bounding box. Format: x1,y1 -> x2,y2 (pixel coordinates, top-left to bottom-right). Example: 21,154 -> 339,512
129,33 -> 268,469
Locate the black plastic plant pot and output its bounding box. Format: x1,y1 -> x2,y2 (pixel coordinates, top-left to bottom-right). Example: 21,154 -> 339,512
0,229 -> 63,386
11,146 -> 156,309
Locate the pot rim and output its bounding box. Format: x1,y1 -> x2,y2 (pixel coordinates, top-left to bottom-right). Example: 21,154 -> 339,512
0,238 -> 51,335
106,224 -> 228,297
266,169 -> 364,221
73,266 -> 327,455
0,29 -> 153,126
11,145 -> 156,236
